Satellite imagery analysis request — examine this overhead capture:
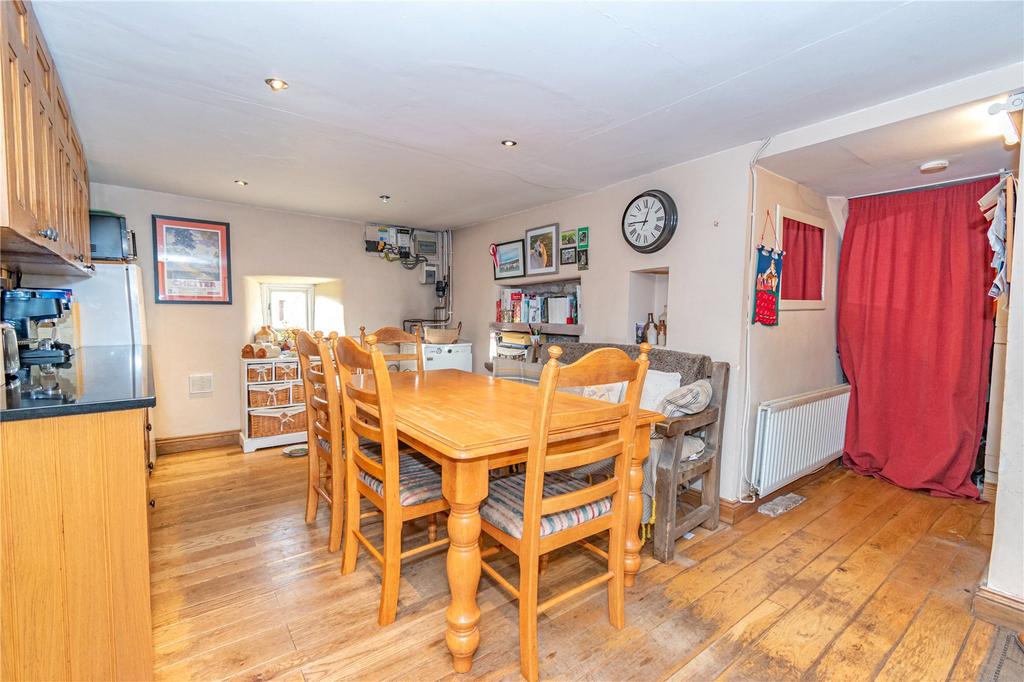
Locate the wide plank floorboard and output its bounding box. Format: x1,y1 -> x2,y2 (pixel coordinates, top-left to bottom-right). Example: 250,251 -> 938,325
149,446 -> 995,681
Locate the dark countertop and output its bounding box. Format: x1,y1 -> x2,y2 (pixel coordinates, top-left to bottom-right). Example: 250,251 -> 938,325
1,345 -> 156,422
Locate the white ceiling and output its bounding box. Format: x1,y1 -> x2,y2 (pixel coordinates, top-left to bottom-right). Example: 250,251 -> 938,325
36,1 -> 1024,228
760,97 -> 1021,197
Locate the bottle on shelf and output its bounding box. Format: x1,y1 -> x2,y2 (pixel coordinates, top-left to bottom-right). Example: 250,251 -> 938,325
642,312 -> 658,345
657,305 -> 667,346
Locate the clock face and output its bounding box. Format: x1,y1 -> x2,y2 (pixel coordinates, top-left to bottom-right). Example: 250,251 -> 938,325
621,189 -> 677,253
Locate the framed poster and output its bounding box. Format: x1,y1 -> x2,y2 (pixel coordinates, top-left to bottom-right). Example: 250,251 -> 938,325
559,246 -> 577,265
492,239 -> 526,280
152,215 -> 232,304
525,223 -> 559,276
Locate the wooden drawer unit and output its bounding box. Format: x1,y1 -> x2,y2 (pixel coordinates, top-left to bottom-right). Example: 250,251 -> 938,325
1,408 -> 154,680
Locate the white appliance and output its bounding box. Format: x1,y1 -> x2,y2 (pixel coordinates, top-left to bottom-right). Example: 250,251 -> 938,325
399,342 -> 472,372
24,263 -> 148,346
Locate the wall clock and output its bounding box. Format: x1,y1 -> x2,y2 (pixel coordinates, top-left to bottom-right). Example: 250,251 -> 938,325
621,189 -> 677,253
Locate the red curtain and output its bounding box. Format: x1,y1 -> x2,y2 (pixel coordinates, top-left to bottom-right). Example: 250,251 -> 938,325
838,179 -> 994,499
781,218 -> 824,300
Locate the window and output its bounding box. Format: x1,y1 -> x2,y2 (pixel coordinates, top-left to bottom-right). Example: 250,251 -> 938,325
261,283 -> 314,331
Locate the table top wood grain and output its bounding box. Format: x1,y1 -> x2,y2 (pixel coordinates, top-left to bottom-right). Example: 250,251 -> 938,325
352,369 -> 662,460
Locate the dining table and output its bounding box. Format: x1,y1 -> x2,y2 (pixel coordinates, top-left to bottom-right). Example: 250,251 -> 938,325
353,368 -> 663,673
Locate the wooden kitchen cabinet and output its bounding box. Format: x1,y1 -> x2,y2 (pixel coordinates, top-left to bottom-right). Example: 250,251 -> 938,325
1,408 -> 155,680
0,0 -> 91,276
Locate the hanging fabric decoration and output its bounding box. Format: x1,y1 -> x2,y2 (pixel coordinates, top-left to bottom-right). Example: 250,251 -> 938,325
752,210 -> 784,326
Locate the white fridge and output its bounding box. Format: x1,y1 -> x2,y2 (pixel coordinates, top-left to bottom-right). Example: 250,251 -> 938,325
25,263 -> 149,346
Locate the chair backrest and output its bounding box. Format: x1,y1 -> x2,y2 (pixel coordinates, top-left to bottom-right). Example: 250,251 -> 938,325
335,334 -> 403,509
359,324 -> 424,373
295,330 -> 343,462
521,343 -> 650,549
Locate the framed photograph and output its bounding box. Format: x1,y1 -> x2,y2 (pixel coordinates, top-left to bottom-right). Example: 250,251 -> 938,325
577,248 -> 590,271
152,215 -> 232,304
493,239 -> 526,280
560,230 -> 577,247
525,223 -> 559,276
577,226 -> 590,249
559,247 -> 577,265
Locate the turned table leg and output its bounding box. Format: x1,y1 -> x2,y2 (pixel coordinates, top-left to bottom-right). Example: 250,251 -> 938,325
624,429 -> 651,587
443,459 -> 489,673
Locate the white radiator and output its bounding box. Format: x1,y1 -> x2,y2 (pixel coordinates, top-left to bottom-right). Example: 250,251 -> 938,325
752,384 -> 851,497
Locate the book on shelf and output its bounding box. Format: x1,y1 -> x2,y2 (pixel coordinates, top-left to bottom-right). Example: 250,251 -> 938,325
497,287 -> 580,326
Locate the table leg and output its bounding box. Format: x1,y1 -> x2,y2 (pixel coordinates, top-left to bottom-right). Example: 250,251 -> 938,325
443,459 -> 489,673
624,429 -> 651,587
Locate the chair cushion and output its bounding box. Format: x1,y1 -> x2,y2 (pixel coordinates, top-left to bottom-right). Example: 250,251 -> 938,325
357,446 -> 443,506
481,470 -> 612,539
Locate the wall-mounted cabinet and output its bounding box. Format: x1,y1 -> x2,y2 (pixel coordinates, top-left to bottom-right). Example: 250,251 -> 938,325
1,0 -> 91,276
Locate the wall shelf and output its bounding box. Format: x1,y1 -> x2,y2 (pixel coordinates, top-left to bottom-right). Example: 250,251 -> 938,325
489,321 -> 584,336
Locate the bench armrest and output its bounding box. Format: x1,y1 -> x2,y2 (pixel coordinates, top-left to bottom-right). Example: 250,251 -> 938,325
654,406 -> 720,438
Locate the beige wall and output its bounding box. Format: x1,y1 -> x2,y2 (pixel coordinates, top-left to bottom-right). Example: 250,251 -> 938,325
741,168 -> 844,496
452,143 -> 759,500
84,183 -> 437,439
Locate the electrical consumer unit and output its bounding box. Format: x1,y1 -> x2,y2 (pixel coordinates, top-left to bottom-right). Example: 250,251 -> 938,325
419,262 -> 438,285
413,231 -> 440,262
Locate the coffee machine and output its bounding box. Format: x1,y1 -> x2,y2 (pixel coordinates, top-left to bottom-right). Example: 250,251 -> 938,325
1,288 -> 75,363
1,288 -> 75,402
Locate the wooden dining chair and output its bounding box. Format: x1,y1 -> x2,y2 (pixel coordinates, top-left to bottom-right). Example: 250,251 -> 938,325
336,334 -> 450,625
359,324 -> 424,373
478,343 -> 650,682
296,330 -> 345,552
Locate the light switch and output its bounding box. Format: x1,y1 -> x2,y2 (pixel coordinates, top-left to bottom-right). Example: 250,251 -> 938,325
189,373 -> 214,395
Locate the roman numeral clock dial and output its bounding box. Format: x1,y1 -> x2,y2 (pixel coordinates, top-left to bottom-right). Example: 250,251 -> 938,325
621,189 -> 677,253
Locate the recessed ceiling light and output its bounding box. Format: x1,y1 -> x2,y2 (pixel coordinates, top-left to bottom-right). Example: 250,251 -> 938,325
379,195 -> 391,204
234,179 -> 249,187
500,139 -> 517,147
264,77 -> 289,92
919,160 -> 949,174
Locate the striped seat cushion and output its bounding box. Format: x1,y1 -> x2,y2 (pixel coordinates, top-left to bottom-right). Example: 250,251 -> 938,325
357,446 -> 443,506
481,471 -> 612,539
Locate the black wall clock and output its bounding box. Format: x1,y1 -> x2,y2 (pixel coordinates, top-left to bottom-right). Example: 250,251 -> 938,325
621,189 -> 677,253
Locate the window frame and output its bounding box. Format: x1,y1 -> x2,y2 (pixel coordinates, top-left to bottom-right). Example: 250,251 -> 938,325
260,283 -> 315,331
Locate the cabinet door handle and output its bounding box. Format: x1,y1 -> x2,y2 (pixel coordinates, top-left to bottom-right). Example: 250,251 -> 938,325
149,499 -> 156,508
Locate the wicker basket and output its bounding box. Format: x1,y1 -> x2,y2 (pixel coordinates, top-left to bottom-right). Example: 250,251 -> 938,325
247,362 -> 274,382
275,362 -> 299,381
249,406 -> 306,437
424,322 -> 461,344
291,381 -> 305,404
248,383 -> 291,408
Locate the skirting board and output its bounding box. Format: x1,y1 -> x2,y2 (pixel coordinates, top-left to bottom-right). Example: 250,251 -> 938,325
155,430 -> 238,456
973,584 -> 1024,630
682,458 -> 842,526
982,481 -> 997,503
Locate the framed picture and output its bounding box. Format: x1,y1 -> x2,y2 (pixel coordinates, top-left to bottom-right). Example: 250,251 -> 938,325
577,226 -> 590,249
525,223 -> 559,276
559,247 -> 577,265
493,239 -> 526,280
560,230 -> 577,247
152,215 -> 232,304
577,248 -> 590,271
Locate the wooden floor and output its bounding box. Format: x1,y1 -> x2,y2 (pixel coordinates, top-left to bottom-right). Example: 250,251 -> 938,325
149,446 -> 996,681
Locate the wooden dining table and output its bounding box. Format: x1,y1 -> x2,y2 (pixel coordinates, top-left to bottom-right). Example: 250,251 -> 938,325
353,368 -> 663,673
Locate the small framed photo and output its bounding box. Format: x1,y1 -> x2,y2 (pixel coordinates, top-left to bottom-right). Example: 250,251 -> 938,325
559,247 -> 577,265
493,239 -> 526,280
525,223 -> 559,276
577,226 -> 590,249
560,230 -> 577,248
152,215 -> 232,304
576,248 -> 590,271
